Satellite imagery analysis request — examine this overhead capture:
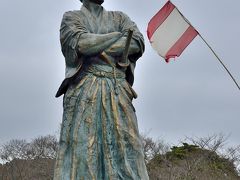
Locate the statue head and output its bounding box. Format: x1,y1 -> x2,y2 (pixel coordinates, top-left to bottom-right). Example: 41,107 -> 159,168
80,0 -> 104,5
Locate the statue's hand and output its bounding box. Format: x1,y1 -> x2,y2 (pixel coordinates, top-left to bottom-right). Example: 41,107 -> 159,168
105,37 -> 126,56
105,35 -> 140,57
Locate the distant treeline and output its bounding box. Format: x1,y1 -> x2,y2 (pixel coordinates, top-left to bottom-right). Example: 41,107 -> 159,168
0,134 -> 239,179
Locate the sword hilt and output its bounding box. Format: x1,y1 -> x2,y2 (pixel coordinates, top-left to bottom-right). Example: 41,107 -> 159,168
118,29 -> 134,67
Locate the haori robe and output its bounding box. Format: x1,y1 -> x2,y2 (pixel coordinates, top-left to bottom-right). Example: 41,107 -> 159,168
54,5 -> 149,180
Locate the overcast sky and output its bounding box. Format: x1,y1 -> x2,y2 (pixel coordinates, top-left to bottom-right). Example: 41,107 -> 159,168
0,0 -> 239,147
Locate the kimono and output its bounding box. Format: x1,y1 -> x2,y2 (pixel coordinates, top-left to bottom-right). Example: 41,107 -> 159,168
54,4 -> 149,180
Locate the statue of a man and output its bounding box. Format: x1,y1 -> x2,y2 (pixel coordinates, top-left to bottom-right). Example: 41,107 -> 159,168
54,0 -> 149,179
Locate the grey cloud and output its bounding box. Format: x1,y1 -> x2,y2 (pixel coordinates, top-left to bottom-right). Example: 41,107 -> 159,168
0,0 -> 239,146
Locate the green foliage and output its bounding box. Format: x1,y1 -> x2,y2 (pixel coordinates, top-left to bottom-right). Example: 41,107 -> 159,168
166,143 -> 199,160
208,151 -> 236,173
147,141 -> 240,180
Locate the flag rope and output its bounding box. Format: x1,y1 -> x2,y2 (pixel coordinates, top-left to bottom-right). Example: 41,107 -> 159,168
199,34 -> 240,91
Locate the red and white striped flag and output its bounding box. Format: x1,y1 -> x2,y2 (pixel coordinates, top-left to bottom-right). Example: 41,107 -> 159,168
147,1 -> 199,62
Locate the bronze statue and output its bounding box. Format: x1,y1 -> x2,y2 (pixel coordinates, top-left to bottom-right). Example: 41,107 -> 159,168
54,0 -> 149,179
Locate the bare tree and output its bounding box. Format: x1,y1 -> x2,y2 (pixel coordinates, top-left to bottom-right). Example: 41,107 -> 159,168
183,134 -> 240,177
141,134 -> 170,163
30,135 -> 58,159
184,133 -> 229,152
224,145 -> 240,174
0,139 -> 30,163
0,135 -> 58,180
0,135 -> 58,163
146,134 -> 240,179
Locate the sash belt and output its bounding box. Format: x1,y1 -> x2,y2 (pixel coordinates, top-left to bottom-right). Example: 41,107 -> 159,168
85,66 -> 125,79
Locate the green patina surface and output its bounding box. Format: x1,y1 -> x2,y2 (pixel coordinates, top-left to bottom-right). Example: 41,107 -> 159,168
54,1 -> 149,179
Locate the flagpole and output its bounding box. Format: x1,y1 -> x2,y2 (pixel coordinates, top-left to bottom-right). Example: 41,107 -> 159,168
173,5 -> 240,91
149,1 -> 240,91
198,34 -> 240,91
